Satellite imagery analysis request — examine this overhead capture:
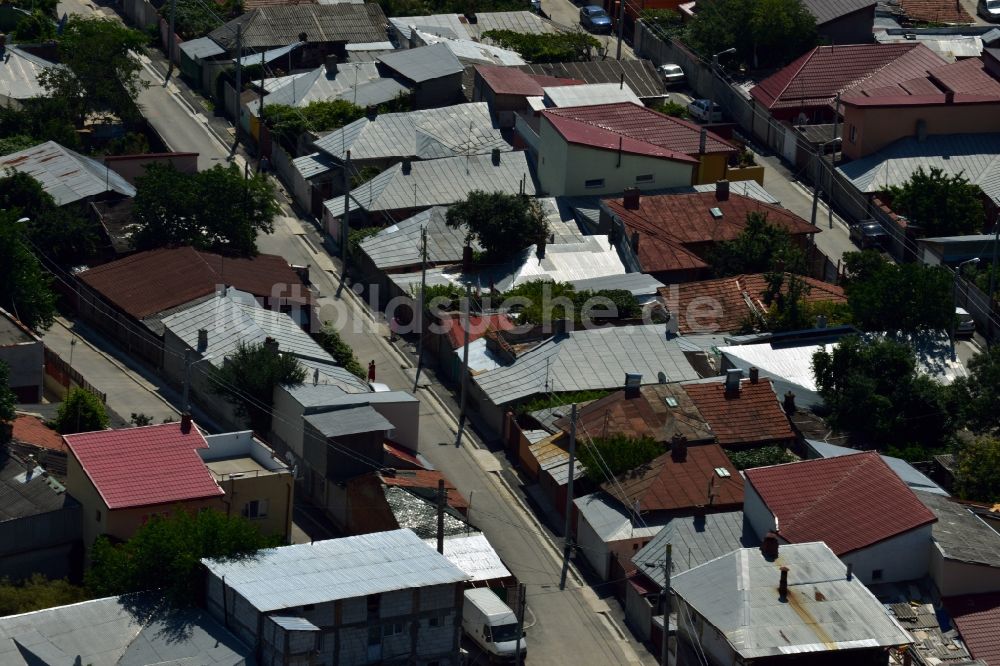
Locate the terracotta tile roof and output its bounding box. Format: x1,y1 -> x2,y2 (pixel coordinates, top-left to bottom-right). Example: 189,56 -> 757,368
604,192 -> 819,274
543,102 -> 734,161
844,55 -> 1000,106
64,422 -> 223,510
11,414 -> 66,453
744,452 -> 937,555
553,384 -> 714,444
379,469 -> 468,510
475,65 -> 582,96
944,593 -> 1000,665
899,0 -> 973,23
443,313 -> 516,349
682,378 -> 795,447
77,247 -> 307,319
602,443 -> 743,513
751,43 -> 947,111
667,273 -> 846,334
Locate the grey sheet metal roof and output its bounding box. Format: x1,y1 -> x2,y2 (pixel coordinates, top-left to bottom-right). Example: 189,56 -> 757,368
304,404 -> 395,436
574,492 -> 664,542
0,141 -> 136,206
422,533 -> 512,582
202,529 -> 469,611
543,82 -> 641,108
247,63 -> 382,114
283,382 -> 347,408
179,36 -> 227,60
361,206 -> 470,270
806,439 -> 949,495
293,151 -> 339,180
0,594 -> 251,665
315,102 -> 507,162
377,43 -> 463,83
419,31 -> 526,66
632,511 -> 759,588
568,272 -> 665,297
209,3 -> 388,50
323,150 -> 535,217
0,46 -> 60,102
671,542 -> 914,659
476,11 -> 562,35
291,387 -> 418,414
516,59 -> 666,99
472,325 -> 704,405
801,0 -> 875,25
234,40 -> 303,66
0,457 -> 74,522
346,77 -> 411,107
270,615 -> 320,631
391,14 -> 474,41
838,133 -> 1000,205
917,490 -> 1000,568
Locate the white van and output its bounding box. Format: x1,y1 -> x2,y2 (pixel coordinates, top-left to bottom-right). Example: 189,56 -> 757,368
956,307 -> 975,337
462,589 -> 526,663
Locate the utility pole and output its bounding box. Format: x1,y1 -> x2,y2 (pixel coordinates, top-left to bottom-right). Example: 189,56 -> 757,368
459,282 -> 471,423
661,543 -> 672,666
810,149 -> 821,229
615,0 -> 625,61
416,225 -> 427,379
341,150 -> 352,273
560,403 -> 578,590
514,583 -> 527,666
166,0 -> 177,80
258,49 -> 266,170
436,478 -> 446,554
829,93 -> 840,230
231,24 -> 242,155
990,222 -> 999,316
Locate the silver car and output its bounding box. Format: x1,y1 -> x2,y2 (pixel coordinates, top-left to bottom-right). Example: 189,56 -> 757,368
658,63 -> 685,85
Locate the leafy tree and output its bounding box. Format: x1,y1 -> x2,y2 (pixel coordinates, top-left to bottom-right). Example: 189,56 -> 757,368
652,100 -> 690,119
11,9 -> 56,41
86,508 -> 281,604
519,389 -> 613,414
131,163 -> 278,256
953,436 -> 1000,503
348,226 -> 380,259
447,191 -> 548,261
0,361 -> 16,424
0,211 -> 57,331
726,445 -> 795,470
841,250 -> 953,334
0,135 -> 41,155
262,100 -> 366,154
641,8 -> 685,33
502,280 -> 641,325
888,166 -> 984,237
163,0 -> 239,40
951,346 -> 1000,434
54,388 -> 110,434
577,434 -> 663,483
315,324 -> 365,379
351,165 -> 382,189
0,575 -> 87,616
211,340 -> 307,432
711,211 -> 806,277
481,30 -> 601,63
0,99 -> 81,151
39,16 -> 148,124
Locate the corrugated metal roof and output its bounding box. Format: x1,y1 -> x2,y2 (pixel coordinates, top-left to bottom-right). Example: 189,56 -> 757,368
801,0 -> 875,25
344,77 -> 411,107
248,63 -> 383,114
391,14 -> 474,41
516,59 -> 666,99
269,615 -> 320,631
543,82 -> 641,108
203,529 -> 469,612
0,47 -> 60,102
234,40 -> 303,66
209,3 -> 388,50
0,141 -> 136,206
917,490 -> 1000,567
360,206 -> 469,270
806,439 -> 948,495
179,36 -> 227,60
418,32 -> 526,67
422,533 -> 512,582
293,151 -> 339,179
0,456 -> 72,521
567,272 -> 665,296
574,492 -> 664,542
304,404 -> 395,436
476,11 -> 561,35
671,542 -> 914,659
377,43 -> 463,83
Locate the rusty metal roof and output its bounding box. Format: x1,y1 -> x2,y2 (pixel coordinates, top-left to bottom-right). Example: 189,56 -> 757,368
0,141 -> 135,206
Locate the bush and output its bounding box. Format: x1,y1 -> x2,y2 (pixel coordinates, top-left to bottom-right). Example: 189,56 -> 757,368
652,100 -> 690,119
726,445 -> 795,470
0,575 -> 87,616
519,390 -> 613,415
481,30 -> 601,63
55,388 -> 109,434
315,325 -> 365,379
577,434 -> 664,483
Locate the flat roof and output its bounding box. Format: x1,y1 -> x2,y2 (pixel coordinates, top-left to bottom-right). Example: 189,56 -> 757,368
204,456 -> 278,480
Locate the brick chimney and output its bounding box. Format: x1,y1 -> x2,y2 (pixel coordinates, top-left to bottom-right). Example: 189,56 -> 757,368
783,391 -> 796,415
324,54 -> 338,76
491,148 -> 502,166
180,412 -> 192,434
749,366 -> 759,384
761,531 -> 779,560
401,158 -> 412,175
264,337 -> 279,355
623,187 -> 640,209
715,178 -> 730,201
724,368 -> 742,396
197,328 -> 208,353
670,433 -> 688,462
779,566 -> 789,600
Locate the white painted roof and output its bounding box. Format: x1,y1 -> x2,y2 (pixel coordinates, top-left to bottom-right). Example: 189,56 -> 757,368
422,533 -> 512,582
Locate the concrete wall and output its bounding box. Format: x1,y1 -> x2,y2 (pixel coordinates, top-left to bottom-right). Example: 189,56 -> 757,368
102,153 -> 199,186
0,331 -> 43,403
577,509 -> 612,580
0,503 -> 82,582
272,384 -> 307,458
369,398 -> 420,452
412,72 -> 462,109
743,481 -> 777,538
817,6 -> 876,45
840,524 -> 933,585
219,468 -> 294,543
676,599 -> 734,666
624,580 -> 654,642
65,451 -> 110,553
930,542 -> 1000,596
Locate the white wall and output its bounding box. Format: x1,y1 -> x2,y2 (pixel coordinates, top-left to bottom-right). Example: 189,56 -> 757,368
743,481 -> 777,539
676,599 -> 735,666
272,385 -> 306,458
368,396 -> 420,452
625,582 -> 653,642
930,543 -> 1000,596
203,431 -> 289,472
576,511 -> 612,580
840,524 -> 933,585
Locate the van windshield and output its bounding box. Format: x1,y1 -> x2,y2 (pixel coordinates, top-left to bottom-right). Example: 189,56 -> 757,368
989,0 -> 1000,8
490,623 -> 520,642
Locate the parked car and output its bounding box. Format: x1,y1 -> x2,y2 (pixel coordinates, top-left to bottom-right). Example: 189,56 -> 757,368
658,63 -> 685,86
687,98 -> 722,122
849,221 -> 890,250
462,589 -> 526,663
580,5 -> 612,32
956,307 -> 976,337
979,0 -> 1000,21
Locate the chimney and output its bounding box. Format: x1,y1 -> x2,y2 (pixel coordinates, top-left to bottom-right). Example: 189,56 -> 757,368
536,238 -> 546,259
761,531 -> 779,560
846,563 -> 854,581
779,566 -> 789,600
462,244 -> 473,272
945,90 -> 954,104
408,25 -> 419,48
324,54 -> 338,76
197,328 -> 208,353
264,337 -> 279,355
815,314 -> 827,329
749,366 -> 759,384
401,158 -> 412,175
491,148 -> 501,166
630,230 -> 640,253
724,368 -> 743,396
623,186 -> 640,209
699,127 -> 707,154
715,179 -> 730,201
916,119 -> 927,142
624,372 -> 641,398
670,433 -> 688,462
783,391 -> 796,415
180,412 -> 192,434
366,105 -> 377,120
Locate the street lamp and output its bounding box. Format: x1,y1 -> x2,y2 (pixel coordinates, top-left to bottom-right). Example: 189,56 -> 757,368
953,258 -> 980,361
711,47 -> 737,69
183,351 -> 215,413
811,138 -> 841,229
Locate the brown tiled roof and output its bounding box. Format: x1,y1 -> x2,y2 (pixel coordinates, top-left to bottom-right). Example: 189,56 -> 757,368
899,0 -> 973,23
602,443 -> 743,513
11,414 -> 65,453
77,247 -> 307,319
944,593 -> 1000,665
667,274 -> 846,335
553,384 -> 713,444
379,469 -> 468,511
683,378 -> 795,447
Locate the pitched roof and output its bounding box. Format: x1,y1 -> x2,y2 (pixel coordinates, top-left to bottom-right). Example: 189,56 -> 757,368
0,141 -> 135,206
842,54 -> 1000,106
806,440 -> 948,495
515,59 -> 666,99
683,377 -> 795,447
209,3 -> 388,50
77,247 -> 305,320
0,46 -> 60,102
602,443 -> 743,513
917,491 -> 1000,568
543,102 -> 733,161
750,43 -> 947,111
443,313 -> 516,349
422,533 -> 512,583
11,414 -> 66,453
899,0 -> 973,23
377,43 -> 463,83
944,593 -> 1000,665
745,452 -> 937,555
801,0 -> 874,25
604,192 -> 819,274
474,64 -> 581,96
379,469 -> 468,510
305,405 -> 396,437
63,422 -> 224,510
0,454 -> 73,522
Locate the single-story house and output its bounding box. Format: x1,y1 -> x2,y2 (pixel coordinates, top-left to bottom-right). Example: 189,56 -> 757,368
0,141 -> 135,207
376,43 -> 464,109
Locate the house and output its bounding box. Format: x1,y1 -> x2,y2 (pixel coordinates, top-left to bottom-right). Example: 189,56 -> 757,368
840,56 -> 1000,160
422,533 -> 515,590
804,439 -> 948,495
515,59 -> 667,101
336,469 -> 469,536
0,141 -> 136,207
750,43 -> 946,124
744,452 -> 938,584
64,417 -> 293,553
407,29 -> 526,68
0,593 -> 252,665
0,451 -> 81,582
917,490 -> 1000,596
665,273 -> 846,335
801,0 -> 876,44
600,183 -> 818,282
682,372 -> 796,450
0,308 -> 43,403
944,593 -> 1000,665
9,412 -> 68,477
537,82 -> 642,109
530,102 -> 735,195
376,43 -> 464,108
671,541 -> 913,666
472,65 -> 582,128
0,46 -> 60,108
202,529 -> 469,665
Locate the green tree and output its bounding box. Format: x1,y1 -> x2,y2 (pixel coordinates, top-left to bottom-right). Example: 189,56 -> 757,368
447,191 -> 548,261
577,434 -> 663,483
39,16 -> 148,124
0,575 -> 87,616
211,340 -> 307,432
953,436 -> 1000,503
131,163 -> 278,256
0,98 -> 81,151
481,30 -> 601,63
11,9 -> 56,41
164,0 -> 240,40
54,388 -> 110,434
651,100 -> 690,119
841,250 -> 953,334
86,508 -> 281,604
726,445 -> 795,470
951,346 -> 1000,434
711,211 -> 806,277
0,211 -> 57,331
888,166 -> 984,237
315,324 -> 366,379
262,100 -> 366,154
0,361 -> 16,424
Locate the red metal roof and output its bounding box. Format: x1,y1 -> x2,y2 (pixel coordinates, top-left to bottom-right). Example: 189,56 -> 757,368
379,469 -> 468,510
683,378 -> 795,447
64,422 -> 223,510
543,102 -> 733,161
944,593 -> 1000,665
475,65 -> 582,96
443,313 -> 516,349
12,414 -> 66,453
745,452 -> 937,555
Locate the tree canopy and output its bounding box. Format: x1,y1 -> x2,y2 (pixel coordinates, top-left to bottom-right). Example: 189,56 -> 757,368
0,575 -> 87,617
888,166 -> 984,237
0,98 -> 81,151
262,100 -> 367,154
54,388 -> 110,434
711,211 -> 806,277
951,345 -> 1000,435
953,436 -> 1000,503
481,30 -> 601,63
131,163 -> 279,256
446,191 -> 548,261
0,361 -> 16,425
0,211 -> 57,331
577,434 -> 663,483
210,340 -> 307,432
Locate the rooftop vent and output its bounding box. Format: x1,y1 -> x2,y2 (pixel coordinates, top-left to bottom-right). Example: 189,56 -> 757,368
665,396 -> 678,407
710,207 -> 723,219
714,467 -> 731,478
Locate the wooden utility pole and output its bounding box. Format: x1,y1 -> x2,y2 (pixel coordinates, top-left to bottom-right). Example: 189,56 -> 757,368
615,0 -> 625,61
436,478 -> 446,554
341,150 -> 352,272
560,403 -> 578,590
166,0 -> 177,79
829,92 -> 840,229
416,225 -> 428,375
231,24 -> 242,155
459,282 -> 471,422
514,583 -> 527,666
662,543 -> 672,666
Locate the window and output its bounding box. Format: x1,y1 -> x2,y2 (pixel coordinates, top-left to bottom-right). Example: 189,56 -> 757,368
429,616 -> 441,627
635,174 -> 654,184
383,622 -> 405,636
872,569 -> 883,581
584,178 -> 605,189
95,510 -> 101,522
242,499 -> 269,519
849,125 -> 857,144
